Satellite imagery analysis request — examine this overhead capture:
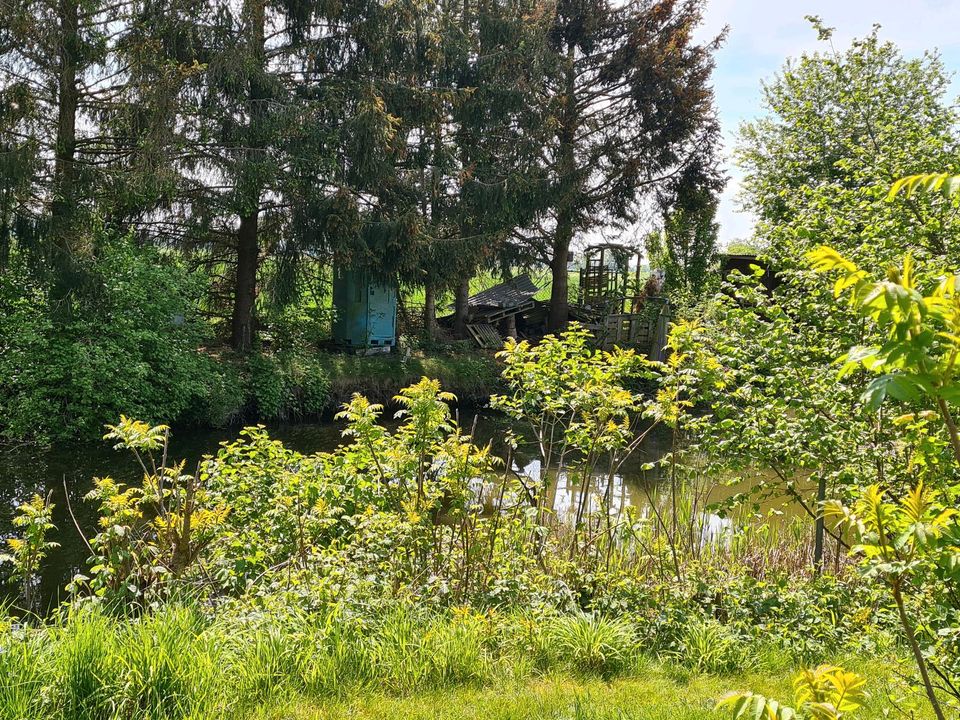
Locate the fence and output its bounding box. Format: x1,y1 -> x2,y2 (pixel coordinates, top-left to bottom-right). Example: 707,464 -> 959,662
593,297 -> 671,359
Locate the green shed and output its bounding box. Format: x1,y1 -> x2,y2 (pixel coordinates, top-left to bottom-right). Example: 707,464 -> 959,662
332,266 -> 398,352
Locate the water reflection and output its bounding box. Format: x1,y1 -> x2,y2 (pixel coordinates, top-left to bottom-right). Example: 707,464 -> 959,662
514,456 -> 736,547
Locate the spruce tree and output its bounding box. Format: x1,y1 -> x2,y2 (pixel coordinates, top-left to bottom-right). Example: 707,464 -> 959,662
529,0 -> 721,329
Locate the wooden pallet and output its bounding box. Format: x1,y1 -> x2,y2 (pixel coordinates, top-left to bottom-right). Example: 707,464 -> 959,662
474,299 -> 535,324
466,322 -> 504,349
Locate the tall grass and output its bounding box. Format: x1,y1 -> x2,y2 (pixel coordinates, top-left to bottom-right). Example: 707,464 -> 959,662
0,593 -> 888,720
547,614 -> 637,677
0,627 -> 49,720
56,608 -> 118,720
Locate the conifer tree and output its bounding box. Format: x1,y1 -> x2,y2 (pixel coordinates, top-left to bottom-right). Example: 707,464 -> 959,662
528,0 -> 721,329
163,0 -> 348,351
0,0 -> 203,303
0,0 -> 114,301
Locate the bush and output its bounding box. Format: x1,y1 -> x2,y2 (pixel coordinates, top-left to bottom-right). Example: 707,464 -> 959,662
676,618 -> 744,674
285,354 -> 331,416
246,350 -> 331,421
247,352 -> 289,419
0,231 -> 218,442
198,358 -> 246,427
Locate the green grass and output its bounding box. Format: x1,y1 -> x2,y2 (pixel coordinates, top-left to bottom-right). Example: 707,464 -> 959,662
317,350 -> 501,407
1,602 -> 937,720
253,661 -> 930,720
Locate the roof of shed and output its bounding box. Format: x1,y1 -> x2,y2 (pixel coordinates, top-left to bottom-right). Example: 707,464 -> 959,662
467,273 -> 540,309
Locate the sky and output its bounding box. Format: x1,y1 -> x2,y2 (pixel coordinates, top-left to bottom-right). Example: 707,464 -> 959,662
696,0 -> 960,247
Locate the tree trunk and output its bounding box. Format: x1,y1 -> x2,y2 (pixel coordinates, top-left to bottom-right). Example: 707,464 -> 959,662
631,250 -> 643,313
893,582 -> 947,720
813,472 -> 827,573
230,0 -> 266,352
453,278 -> 470,338
548,45 -> 578,333
423,285 -> 436,340
231,212 -> 259,351
548,217 -> 572,331
50,0 -> 80,306
0,216 -> 10,272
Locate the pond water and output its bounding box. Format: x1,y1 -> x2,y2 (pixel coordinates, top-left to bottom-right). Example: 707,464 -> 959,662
0,412 -> 787,611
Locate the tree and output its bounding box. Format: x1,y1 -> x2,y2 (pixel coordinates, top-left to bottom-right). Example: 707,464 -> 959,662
681,25 -> 960,574
0,0 -> 112,302
0,79 -> 38,271
443,0 -> 552,337
356,0 -> 551,340
810,245 -> 960,720
0,0 -> 200,306
150,0 -> 353,351
527,0 -> 721,330
737,20 -> 960,271
177,0 -> 308,351
648,160 -> 722,292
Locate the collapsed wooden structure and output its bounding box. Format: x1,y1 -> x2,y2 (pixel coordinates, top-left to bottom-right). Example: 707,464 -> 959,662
457,247 -> 671,360
463,273 -> 539,349
570,244 -> 670,359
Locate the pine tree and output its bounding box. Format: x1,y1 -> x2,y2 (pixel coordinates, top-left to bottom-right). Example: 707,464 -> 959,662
0,0 -> 204,302
527,0 -> 721,329
650,158 -> 723,291
158,0 -> 347,351
1,0 -> 113,301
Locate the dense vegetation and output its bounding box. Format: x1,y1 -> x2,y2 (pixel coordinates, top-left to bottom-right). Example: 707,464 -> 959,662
0,330 -> 931,719
0,0 -> 722,441
4,9 -> 960,720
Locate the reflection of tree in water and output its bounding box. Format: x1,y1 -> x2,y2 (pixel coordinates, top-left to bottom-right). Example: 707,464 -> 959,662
0,439 -> 141,611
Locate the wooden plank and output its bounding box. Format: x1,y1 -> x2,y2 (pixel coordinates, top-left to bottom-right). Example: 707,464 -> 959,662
649,302 -> 671,362
466,323 -> 503,349
474,300 -> 535,323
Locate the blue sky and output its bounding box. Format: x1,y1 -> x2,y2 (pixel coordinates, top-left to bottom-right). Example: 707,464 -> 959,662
696,0 -> 960,246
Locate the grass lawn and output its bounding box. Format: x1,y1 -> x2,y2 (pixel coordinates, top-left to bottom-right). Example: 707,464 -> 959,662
252,661 -> 930,720
317,349 -> 501,406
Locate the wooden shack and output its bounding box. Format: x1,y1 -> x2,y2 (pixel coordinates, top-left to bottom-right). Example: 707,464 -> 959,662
460,273 -> 540,348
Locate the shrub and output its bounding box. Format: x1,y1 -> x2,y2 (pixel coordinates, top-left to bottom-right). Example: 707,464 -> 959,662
676,618 -> 744,674
0,231 -> 218,442
247,352 -> 290,419
286,354 -> 331,416
246,350 -> 331,420
197,357 -> 246,427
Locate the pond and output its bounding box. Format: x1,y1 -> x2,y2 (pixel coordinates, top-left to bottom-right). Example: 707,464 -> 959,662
0,411 -> 790,611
